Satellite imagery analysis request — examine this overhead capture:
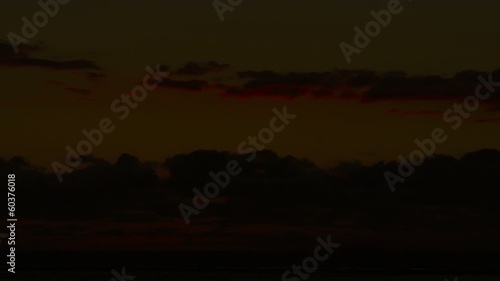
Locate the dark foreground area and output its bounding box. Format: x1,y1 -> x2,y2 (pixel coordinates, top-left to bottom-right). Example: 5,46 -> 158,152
8,271 -> 500,281
3,251 -> 499,280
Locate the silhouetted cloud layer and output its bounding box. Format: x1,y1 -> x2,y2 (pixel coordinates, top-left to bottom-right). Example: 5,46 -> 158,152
3,149 -> 500,253
0,40 -> 101,70
154,62 -> 500,111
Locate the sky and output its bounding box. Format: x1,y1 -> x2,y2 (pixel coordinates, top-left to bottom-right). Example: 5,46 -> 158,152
1,0 -> 500,169
1,3 -> 500,275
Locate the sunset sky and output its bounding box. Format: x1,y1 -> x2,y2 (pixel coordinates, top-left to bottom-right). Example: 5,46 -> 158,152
2,5 -> 500,276
1,0 -> 500,169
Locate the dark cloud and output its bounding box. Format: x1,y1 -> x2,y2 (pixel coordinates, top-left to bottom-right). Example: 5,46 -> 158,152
220,68 -> 500,103
0,40 -> 45,58
139,62 -> 500,106
0,40 -> 101,70
176,61 -> 229,75
157,78 -> 209,91
0,58 -> 101,70
222,69 -> 376,99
